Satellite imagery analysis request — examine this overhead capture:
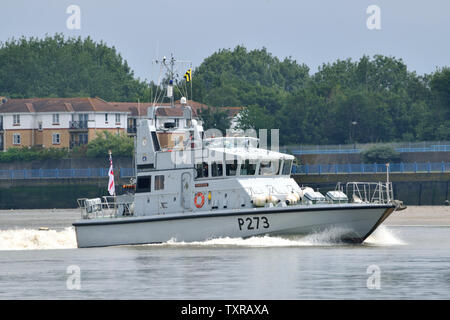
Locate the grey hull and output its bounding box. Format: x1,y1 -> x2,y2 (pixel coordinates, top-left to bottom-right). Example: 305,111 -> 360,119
73,204 -> 395,248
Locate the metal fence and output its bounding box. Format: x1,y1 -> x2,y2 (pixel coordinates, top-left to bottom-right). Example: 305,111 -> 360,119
0,168 -> 117,180
0,162 -> 448,180
292,162 -> 450,175
281,141 -> 450,155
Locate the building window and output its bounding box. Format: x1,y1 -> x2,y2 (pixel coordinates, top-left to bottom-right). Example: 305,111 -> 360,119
155,175 -> 165,190
13,133 -> 21,145
105,113 -> 108,123
79,133 -> 88,145
52,133 -> 60,145
38,121 -> 43,131
13,114 -> 20,126
52,114 -> 59,124
115,114 -> 121,124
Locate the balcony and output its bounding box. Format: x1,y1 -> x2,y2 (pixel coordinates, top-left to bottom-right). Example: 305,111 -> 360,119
69,121 -> 88,130
0,123 -> 3,131
70,140 -> 88,149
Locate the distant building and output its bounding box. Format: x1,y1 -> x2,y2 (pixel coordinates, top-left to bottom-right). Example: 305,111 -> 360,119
0,97 -> 242,152
0,97 -> 128,151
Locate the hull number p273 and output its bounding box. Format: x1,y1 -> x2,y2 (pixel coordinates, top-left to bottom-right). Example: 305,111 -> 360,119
237,216 -> 270,231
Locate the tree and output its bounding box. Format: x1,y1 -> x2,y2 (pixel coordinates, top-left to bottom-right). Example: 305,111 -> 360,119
198,107 -> 231,134
0,34 -> 150,101
361,145 -> 401,163
86,131 -> 134,158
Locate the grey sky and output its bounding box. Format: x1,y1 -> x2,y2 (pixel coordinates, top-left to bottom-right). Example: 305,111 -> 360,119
1,0 -> 448,82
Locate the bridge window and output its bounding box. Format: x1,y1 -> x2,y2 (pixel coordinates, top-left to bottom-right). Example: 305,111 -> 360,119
240,159 -> 256,175
276,159 -> 282,174
259,161 -> 270,175
226,160 -> 238,176
212,162 -> 223,177
196,162 -> 209,178
259,160 -> 281,176
136,176 -> 151,193
282,160 -> 292,175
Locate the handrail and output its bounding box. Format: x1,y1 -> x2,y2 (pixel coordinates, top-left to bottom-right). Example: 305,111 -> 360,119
340,182 -> 394,205
77,196 -> 134,219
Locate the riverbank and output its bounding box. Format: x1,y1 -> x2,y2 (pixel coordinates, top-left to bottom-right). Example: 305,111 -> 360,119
384,205 -> 450,226
0,206 -> 449,230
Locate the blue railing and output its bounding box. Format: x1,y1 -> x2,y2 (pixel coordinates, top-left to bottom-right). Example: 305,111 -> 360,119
292,162 -> 450,175
0,162 -> 448,180
0,168 -> 130,180
287,144 -> 450,155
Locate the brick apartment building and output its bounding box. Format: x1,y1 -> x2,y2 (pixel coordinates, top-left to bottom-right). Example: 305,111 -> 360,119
0,97 -> 241,151
0,97 -> 128,151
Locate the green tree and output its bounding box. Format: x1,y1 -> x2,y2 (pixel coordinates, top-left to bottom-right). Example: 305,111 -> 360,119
361,145 -> 401,163
86,131 -> 134,158
0,34 -> 151,101
198,107 -> 231,134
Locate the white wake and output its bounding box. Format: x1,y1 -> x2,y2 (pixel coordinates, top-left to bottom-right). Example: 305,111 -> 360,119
0,227 -> 77,251
364,225 -> 406,246
153,226 -> 404,247
0,225 -> 404,250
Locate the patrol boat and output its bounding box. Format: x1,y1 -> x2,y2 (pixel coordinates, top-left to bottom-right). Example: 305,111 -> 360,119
73,57 -> 403,248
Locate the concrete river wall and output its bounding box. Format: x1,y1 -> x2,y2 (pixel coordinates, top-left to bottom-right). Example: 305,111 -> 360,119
293,172 -> 450,206
0,171 -> 448,209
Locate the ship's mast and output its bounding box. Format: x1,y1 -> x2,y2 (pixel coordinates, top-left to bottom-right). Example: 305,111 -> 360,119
153,54 -> 192,107
160,54 -> 176,107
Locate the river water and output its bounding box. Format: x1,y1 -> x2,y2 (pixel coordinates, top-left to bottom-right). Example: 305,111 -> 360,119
0,209 -> 449,299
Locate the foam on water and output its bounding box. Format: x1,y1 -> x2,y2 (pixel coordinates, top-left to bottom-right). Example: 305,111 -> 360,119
364,225 -> 406,246
0,227 -> 77,251
156,226 -> 406,247
153,227 -> 361,247
0,225 -> 405,250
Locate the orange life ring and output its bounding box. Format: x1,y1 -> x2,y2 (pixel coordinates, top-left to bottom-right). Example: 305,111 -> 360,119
194,192 -> 205,208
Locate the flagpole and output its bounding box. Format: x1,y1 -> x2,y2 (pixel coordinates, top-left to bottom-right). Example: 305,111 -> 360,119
190,63 -> 193,101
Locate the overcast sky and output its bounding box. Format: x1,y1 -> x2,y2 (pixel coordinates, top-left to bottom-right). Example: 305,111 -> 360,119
1,0 -> 449,82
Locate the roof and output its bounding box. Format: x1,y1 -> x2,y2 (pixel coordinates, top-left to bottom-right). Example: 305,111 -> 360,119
209,147 -> 295,161
110,100 -> 242,118
0,97 -> 243,118
0,97 -> 129,114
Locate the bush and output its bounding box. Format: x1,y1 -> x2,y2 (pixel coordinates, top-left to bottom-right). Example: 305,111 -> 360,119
86,131 -> 134,158
0,147 -> 69,162
361,145 -> 401,164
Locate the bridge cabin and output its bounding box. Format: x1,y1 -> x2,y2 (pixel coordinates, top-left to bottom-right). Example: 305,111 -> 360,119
132,104 -> 299,217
